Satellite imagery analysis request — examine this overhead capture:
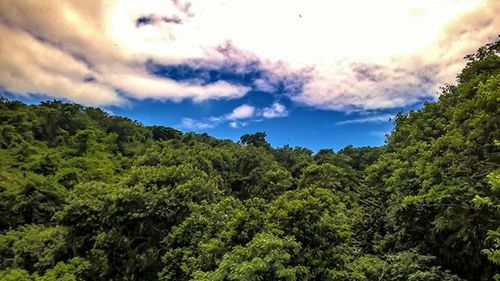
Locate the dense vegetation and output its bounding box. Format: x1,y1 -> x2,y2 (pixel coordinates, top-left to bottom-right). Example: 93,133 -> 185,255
0,40 -> 498,281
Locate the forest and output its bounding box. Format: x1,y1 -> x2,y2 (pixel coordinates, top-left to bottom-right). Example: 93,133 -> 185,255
0,40 -> 498,281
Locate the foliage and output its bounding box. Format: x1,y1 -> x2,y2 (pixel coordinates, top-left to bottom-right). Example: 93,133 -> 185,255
0,38 -> 498,280
366,38 -> 500,280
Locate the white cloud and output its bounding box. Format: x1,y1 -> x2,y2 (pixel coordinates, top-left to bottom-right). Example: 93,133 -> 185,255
179,104 -> 254,130
180,102 -> 287,130
0,0 -> 498,110
228,121 -> 248,129
335,114 -> 394,125
228,121 -> 239,128
262,103 -> 288,118
226,104 -> 255,120
179,117 -> 216,130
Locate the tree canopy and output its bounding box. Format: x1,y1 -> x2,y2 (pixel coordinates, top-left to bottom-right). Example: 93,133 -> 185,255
0,39 -> 498,280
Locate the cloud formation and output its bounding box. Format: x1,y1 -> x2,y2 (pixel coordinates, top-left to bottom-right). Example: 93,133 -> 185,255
0,0 -> 248,106
0,0 -> 498,111
179,102 -> 288,130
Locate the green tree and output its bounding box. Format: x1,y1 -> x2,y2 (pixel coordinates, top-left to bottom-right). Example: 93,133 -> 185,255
239,132 -> 271,149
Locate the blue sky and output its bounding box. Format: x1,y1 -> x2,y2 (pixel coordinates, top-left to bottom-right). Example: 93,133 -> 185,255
0,1 -> 497,151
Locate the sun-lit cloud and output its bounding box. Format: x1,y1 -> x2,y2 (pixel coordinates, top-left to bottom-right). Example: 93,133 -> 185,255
290,0 -> 500,111
0,0 -> 498,110
0,0 -> 249,106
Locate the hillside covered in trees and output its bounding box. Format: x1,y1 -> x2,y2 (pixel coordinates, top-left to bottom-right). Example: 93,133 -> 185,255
0,40 -> 498,281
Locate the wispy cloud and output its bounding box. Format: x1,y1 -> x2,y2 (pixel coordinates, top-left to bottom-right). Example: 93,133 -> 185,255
262,103 -> 288,118
335,114 -> 394,125
179,117 -> 216,130
369,130 -> 390,138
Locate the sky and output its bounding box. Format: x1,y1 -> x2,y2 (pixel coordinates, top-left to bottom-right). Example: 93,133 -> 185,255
0,0 -> 498,151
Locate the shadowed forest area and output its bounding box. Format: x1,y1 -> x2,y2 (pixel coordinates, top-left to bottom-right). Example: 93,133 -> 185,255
0,40 -> 498,281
